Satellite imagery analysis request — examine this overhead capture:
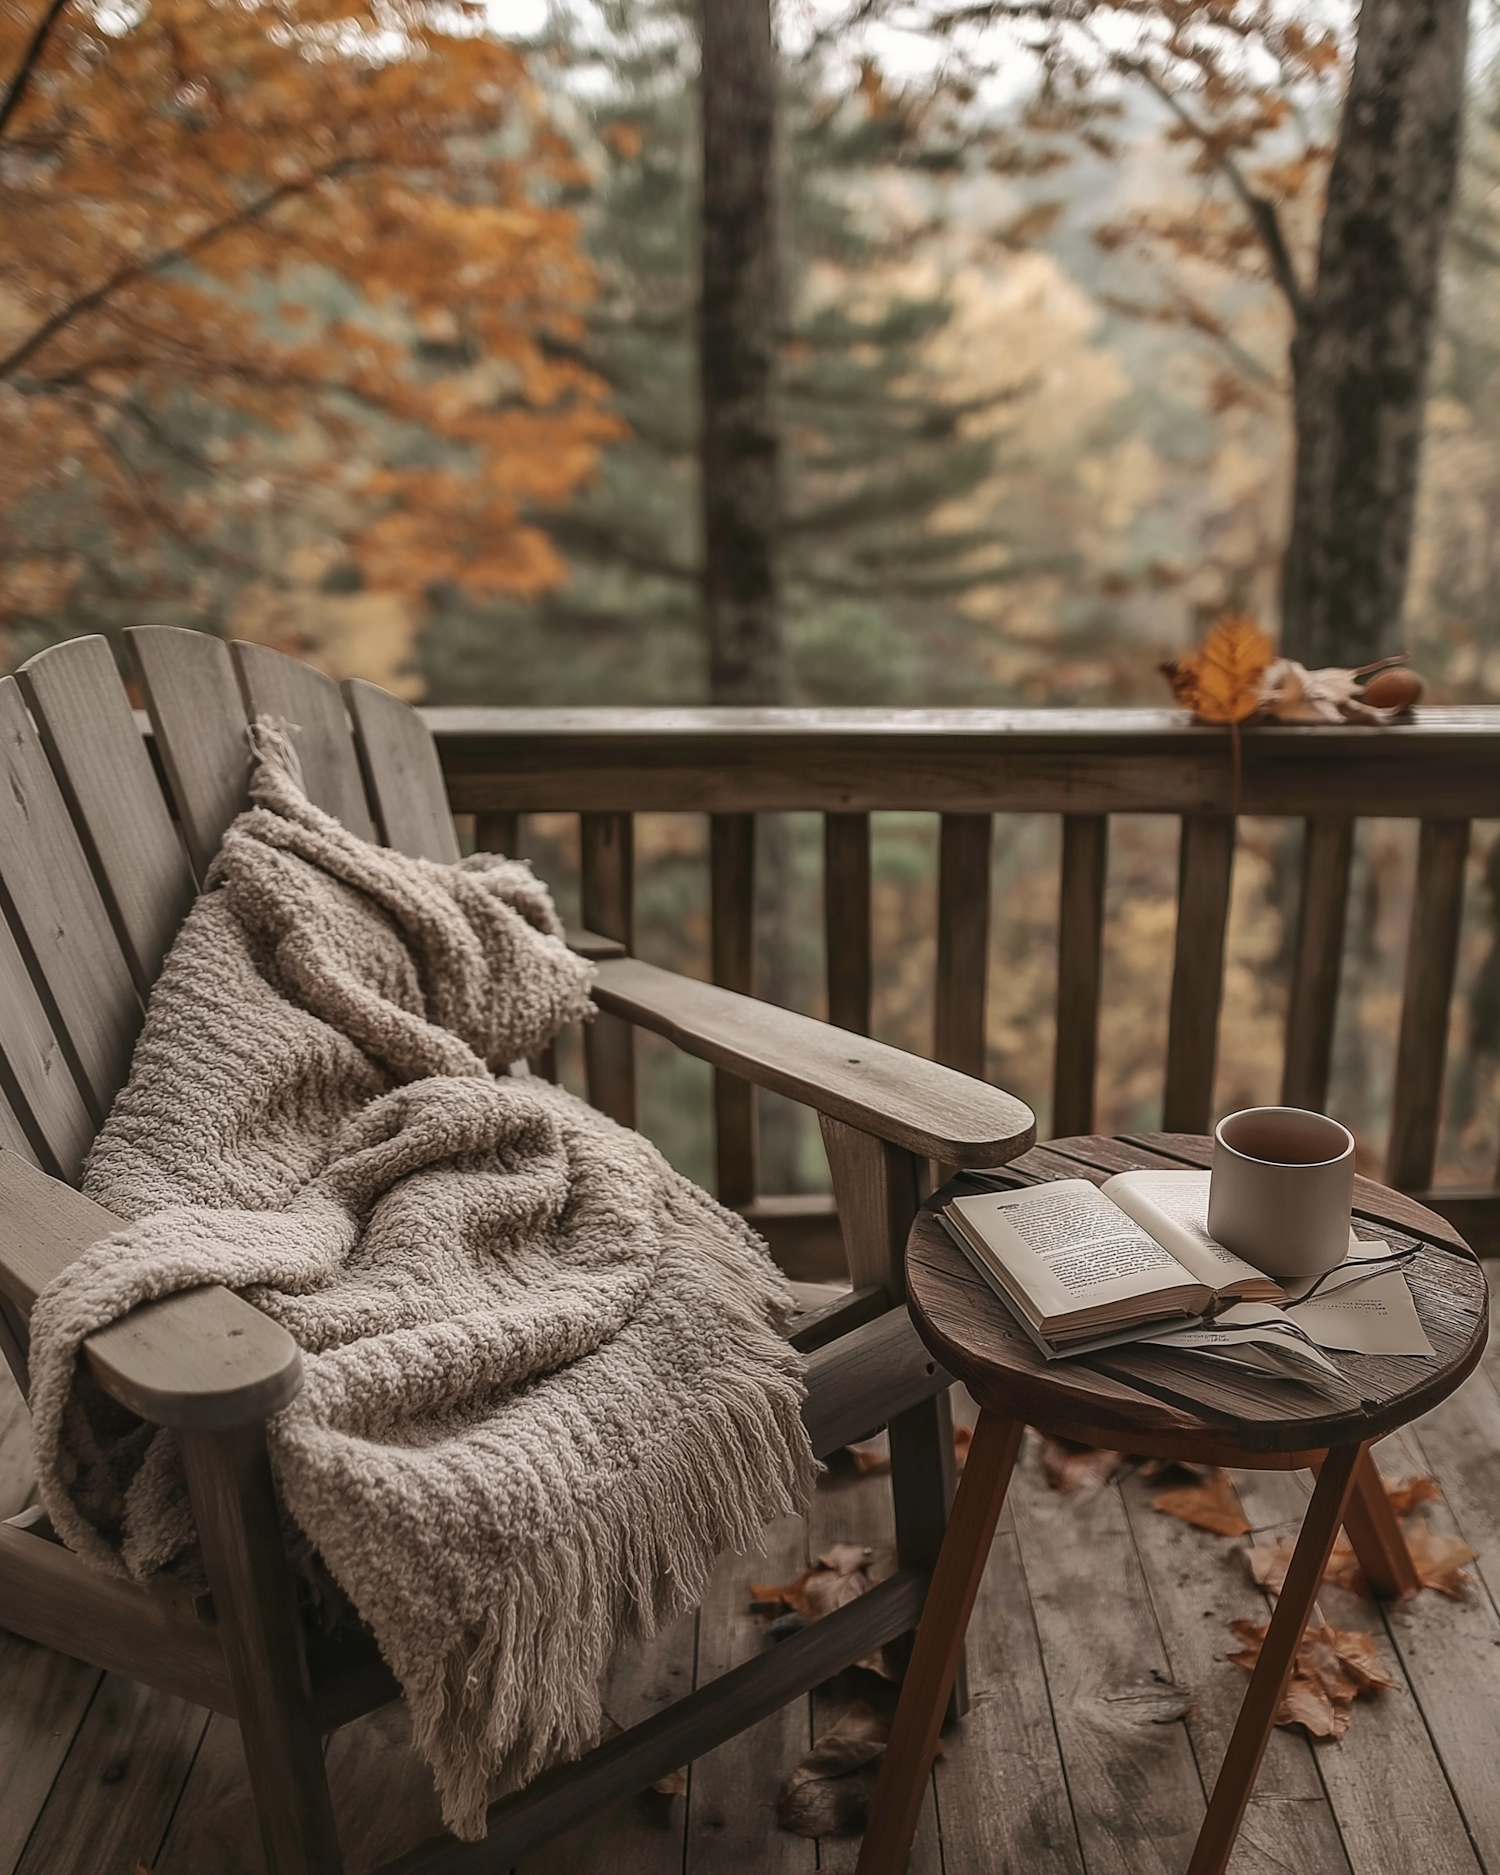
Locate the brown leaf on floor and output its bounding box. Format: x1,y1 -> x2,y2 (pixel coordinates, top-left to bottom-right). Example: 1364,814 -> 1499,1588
1230,1612 -> 1395,1740
651,1768 -> 688,1798
777,1700 -> 890,1838
847,1422 -> 972,1477
1405,1520 -> 1478,1598
750,1543 -> 894,1621
1384,1474 -> 1441,1519
1227,1619 -> 1397,1739
1152,1468 -> 1250,1537
1041,1435 -> 1127,1493
1244,1534 -> 1370,1600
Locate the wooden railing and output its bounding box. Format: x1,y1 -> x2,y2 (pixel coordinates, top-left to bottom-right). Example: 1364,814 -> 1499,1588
426,705 -> 1500,1256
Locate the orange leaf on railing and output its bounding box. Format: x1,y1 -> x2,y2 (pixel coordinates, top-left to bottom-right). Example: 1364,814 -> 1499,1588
1186,615 -> 1276,724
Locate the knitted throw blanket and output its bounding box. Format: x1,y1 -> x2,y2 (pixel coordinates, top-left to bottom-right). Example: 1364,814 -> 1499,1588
28,723 -> 815,1840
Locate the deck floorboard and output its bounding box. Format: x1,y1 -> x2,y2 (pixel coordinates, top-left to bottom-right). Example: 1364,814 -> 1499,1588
11,1338 -> 1500,1875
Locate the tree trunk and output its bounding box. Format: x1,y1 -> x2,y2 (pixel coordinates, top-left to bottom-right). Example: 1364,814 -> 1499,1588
1281,0 -> 1470,667
699,0 -> 783,704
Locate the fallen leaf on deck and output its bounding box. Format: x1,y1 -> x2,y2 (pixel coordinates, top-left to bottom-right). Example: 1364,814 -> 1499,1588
1405,1520 -> 1477,1598
776,1701 -> 910,1838
1244,1534 -> 1369,1599
750,1543 -> 894,1621
1384,1474 -> 1440,1519
1041,1435 -> 1127,1493
1227,1619 -> 1397,1739
1152,1468 -> 1249,1536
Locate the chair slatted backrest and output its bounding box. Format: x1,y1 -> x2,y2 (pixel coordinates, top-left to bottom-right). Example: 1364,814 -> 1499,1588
343,677 -> 460,863
127,626 -> 255,885
0,903 -> 92,1179
18,637 -> 197,997
231,643 -> 378,843
0,678 -> 142,1126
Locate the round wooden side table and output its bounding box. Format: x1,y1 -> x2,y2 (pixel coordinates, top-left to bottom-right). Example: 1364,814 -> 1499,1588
854,1133 -> 1489,1875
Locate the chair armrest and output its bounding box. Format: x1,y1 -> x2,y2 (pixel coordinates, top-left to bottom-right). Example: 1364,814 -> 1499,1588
591,956 -> 1036,1167
0,1151 -> 302,1431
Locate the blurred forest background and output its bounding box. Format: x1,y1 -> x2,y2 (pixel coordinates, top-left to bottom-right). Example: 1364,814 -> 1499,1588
4,0 -> 1500,1196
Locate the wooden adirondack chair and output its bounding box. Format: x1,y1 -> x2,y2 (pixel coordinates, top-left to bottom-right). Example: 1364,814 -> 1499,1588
0,628 -> 1035,1875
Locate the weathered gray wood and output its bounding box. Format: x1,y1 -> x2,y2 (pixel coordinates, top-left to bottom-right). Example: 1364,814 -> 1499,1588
1232,1464 -> 1482,1875
887,1388 -> 966,1717
343,679 -> 460,863
0,1520 -> 234,1712
325,1702 -> 446,1875
128,625 -> 253,883
1388,817 -> 1470,1191
0,677 -> 142,1123
934,813 -> 992,1081
818,1121 -> 920,1295
428,706 -> 1500,819
1007,1447 -> 1205,1875
519,1614 -> 696,1875
1164,815 -> 1236,1135
711,812 -> 756,1206
580,812 -> 636,1129
0,1154 -> 301,1431
17,636 -> 196,998
378,1572 -> 927,1875
13,1671 -> 208,1875
1280,815 -> 1354,1111
179,1419 -> 345,1875
1053,813 -> 1108,1139
1117,1466 -> 1351,1875
153,1710 -> 277,1875
231,642 -> 376,843
592,960 -> 1034,1166
0,1367 -> 30,1518
0,909 -> 95,1181
799,1308 -> 951,1458
824,812 -> 871,1038
0,1633 -> 99,1874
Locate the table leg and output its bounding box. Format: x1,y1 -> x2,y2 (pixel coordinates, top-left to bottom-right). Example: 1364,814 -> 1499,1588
1185,1440 -> 1363,1875
855,1409 -> 1025,1875
1333,1444 -> 1421,1599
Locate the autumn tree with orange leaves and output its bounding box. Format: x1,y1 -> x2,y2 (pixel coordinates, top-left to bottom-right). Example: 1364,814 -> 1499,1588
0,0 -> 615,662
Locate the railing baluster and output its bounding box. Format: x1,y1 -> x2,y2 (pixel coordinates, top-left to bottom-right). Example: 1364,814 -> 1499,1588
1387,818 -> 1470,1192
824,813 -> 871,1036
1281,815 -> 1354,1112
580,811 -> 635,1127
711,813 -> 756,1207
934,814 -> 992,1080
1053,813 -> 1108,1138
1164,814 -> 1236,1135
476,810 -> 520,859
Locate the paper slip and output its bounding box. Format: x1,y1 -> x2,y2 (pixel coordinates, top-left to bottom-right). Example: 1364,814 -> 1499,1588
1285,1267 -> 1433,1356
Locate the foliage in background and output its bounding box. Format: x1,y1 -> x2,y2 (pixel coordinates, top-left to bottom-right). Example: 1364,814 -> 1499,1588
0,0 -> 614,678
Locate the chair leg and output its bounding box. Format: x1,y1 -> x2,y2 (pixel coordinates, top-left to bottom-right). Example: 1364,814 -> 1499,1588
856,1409 -> 1024,1875
1332,1445 -> 1421,1599
1185,1440 -> 1363,1875
887,1387 -> 968,1711
180,1422 -> 345,1875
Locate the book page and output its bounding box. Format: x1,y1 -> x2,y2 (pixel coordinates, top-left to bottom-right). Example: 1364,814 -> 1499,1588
1100,1169 -> 1277,1295
947,1181 -> 1201,1322
1142,1303 -> 1357,1397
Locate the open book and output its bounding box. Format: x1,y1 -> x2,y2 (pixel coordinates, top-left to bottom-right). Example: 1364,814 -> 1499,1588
939,1170 -> 1418,1391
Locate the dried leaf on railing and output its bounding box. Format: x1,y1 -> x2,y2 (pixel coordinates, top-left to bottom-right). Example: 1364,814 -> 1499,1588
1040,1434 -> 1128,1493
1159,612 -> 1422,726
1161,614 -> 1274,724
1152,1467 -> 1250,1537
1227,1619 -> 1397,1739
1259,656 -> 1421,724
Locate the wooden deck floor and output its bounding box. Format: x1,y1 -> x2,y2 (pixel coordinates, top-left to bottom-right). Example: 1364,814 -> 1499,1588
9,1292 -> 1500,1875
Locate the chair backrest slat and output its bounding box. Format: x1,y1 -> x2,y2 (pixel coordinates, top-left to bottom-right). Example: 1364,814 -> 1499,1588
231,644 -> 376,842
0,679 -> 141,1123
0,902 -> 93,1179
343,678 -> 459,862
18,637 -> 196,997
127,626 -> 252,885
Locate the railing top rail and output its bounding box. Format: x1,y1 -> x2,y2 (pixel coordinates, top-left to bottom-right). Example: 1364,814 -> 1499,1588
424,706 -> 1500,819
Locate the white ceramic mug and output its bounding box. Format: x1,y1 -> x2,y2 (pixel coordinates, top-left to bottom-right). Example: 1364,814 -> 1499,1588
1207,1106 -> 1355,1280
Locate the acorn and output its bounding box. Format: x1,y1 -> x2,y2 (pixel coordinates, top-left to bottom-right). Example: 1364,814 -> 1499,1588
1360,668 -> 1423,713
